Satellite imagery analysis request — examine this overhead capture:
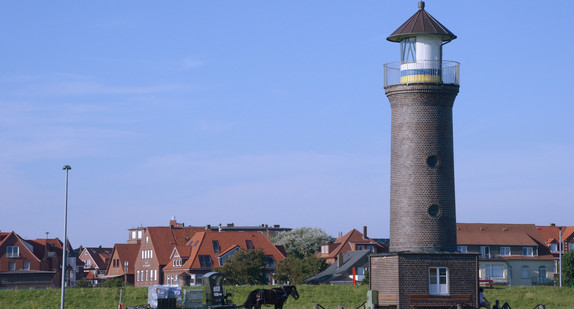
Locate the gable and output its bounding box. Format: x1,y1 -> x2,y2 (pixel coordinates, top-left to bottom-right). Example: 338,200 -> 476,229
0,232 -> 40,262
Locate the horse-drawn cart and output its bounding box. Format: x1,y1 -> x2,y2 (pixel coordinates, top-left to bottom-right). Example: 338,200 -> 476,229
147,272 -> 237,309
145,272 -> 298,309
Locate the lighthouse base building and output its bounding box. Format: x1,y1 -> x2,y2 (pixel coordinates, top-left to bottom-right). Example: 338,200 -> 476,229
369,3 -> 478,308
370,253 -> 478,308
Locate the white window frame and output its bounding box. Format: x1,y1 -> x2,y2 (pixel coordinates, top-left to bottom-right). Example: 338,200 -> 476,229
457,246 -> 467,253
24,261 -> 30,270
400,37 -> 416,63
521,265 -> 530,279
9,262 -> 16,270
500,247 -> 511,256
539,266 -> 547,283
485,264 -> 505,279
522,247 -> 534,256
481,246 -> 491,258
7,246 -> 19,258
429,267 -> 449,295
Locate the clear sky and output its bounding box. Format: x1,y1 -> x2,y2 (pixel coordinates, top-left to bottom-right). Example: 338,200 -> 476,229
1,1 -> 573,247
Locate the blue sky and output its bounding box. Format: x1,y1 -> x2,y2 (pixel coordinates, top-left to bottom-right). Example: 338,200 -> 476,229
1,1 -> 573,247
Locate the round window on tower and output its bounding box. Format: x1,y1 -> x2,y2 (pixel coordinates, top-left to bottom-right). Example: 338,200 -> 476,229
427,204 -> 441,218
426,155 -> 439,168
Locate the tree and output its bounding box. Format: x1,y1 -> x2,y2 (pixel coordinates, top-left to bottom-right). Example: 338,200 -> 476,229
561,250 -> 574,287
274,255 -> 328,284
217,249 -> 268,285
270,227 -> 332,258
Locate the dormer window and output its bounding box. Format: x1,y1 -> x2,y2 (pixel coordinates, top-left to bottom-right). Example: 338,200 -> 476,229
551,243 -> 558,252
522,247 -> 534,256
245,240 -> 254,250
213,240 -> 220,253
322,245 -> 329,254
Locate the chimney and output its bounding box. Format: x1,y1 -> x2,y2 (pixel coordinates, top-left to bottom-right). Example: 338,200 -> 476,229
551,223 -> 556,226
337,253 -> 344,268
363,226 -> 368,239
205,224 -> 211,230
170,216 -> 177,228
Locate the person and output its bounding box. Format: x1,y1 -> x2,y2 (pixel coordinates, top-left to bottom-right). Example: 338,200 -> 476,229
479,288 -> 491,309
493,300 -> 501,309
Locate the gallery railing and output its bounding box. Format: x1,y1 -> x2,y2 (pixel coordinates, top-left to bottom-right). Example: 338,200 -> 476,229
384,60 -> 460,87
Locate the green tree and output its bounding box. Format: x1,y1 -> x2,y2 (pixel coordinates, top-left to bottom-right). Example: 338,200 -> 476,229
270,227 -> 332,258
274,255 -> 328,284
217,249 -> 268,285
562,250 -> 574,287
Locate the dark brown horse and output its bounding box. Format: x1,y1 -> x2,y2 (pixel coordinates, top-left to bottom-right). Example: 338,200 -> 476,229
243,286 -> 299,309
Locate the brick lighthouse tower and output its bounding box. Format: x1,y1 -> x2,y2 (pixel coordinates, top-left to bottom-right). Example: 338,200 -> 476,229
369,3 -> 478,308
386,0 -> 458,253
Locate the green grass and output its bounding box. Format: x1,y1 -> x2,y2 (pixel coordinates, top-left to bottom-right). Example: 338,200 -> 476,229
484,286 -> 574,309
0,285 -> 572,309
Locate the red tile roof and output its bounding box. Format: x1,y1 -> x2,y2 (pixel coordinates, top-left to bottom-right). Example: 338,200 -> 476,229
112,244 -> 140,274
321,229 -> 385,260
165,231 -> 285,271
83,247 -> 113,269
147,226 -> 205,266
457,223 -> 544,246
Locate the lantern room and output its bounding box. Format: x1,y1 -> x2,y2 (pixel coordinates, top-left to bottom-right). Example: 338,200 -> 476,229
386,1 -> 457,84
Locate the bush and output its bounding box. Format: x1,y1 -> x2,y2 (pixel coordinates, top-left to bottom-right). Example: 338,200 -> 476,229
74,279 -> 92,288
100,278 -> 123,288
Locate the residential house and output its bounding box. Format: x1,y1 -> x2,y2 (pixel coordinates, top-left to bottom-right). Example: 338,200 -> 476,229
536,224 -> 574,280
134,224 -> 205,287
163,231 -> 286,286
318,227 -> 387,264
306,250 -> 371,284
0,231 -> 75,289
103,243 -> 140,284
457,223 -> 554,286
79,247 -> 112,285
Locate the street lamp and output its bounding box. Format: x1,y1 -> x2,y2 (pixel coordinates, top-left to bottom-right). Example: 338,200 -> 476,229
559,226 -> 563,287
61,165 -> 71,309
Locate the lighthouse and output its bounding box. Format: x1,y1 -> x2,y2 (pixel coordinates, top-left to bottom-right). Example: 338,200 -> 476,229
385,0 -> 459,253
369,3 -> 478,308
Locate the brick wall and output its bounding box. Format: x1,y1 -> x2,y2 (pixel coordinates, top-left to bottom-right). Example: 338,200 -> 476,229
385,83 -> 459,253
370,252 -> 478,309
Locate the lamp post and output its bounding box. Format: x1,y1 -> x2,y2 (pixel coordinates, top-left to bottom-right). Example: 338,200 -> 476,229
559,226 -> 563,287
61,165 -> 71,309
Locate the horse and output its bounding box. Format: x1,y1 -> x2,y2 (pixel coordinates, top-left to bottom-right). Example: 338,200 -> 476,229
243,286 -> 299,309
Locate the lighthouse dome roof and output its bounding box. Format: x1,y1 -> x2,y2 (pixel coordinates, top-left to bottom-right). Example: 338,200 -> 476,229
387,1 -> 456,43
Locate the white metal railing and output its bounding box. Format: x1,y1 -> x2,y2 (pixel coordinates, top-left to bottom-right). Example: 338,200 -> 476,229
384,60 -> 460,87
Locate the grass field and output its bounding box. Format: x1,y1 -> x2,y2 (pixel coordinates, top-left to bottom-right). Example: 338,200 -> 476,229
0,285 -> 572,309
